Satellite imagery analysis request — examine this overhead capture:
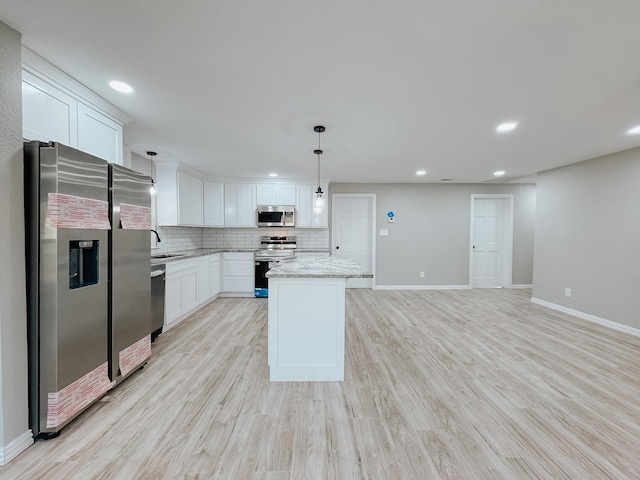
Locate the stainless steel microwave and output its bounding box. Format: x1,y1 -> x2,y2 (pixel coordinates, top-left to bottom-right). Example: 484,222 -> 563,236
257,205 -> 295,227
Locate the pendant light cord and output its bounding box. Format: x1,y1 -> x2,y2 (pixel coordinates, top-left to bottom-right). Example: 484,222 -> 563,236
317,129 -> 321,191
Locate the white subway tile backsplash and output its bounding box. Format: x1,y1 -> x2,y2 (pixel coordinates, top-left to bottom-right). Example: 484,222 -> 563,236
154,226 -> 329,253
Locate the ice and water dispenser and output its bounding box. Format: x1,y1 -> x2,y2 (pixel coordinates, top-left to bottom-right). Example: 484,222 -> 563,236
69,240 -> 99,289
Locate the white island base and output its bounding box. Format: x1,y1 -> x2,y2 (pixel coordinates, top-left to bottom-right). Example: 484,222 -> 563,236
268,277 -> 346,381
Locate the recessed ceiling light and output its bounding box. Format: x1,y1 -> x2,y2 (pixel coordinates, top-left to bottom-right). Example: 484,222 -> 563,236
627,125 -> 640,135
109,80 -> 134,93
493,170 -> 506,177
269,173 -> 278,177
416,170 -> 426,176
496,122 -> 517,133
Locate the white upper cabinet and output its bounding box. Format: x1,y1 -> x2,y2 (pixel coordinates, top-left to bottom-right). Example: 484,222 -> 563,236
181,171 -> 204,226
156,163 -> 204,226
77,103 -> 123,165
296,184 -> 328,228
203,181 -> 224,226
256,184 -> 296,206
21,67 -> 125,165
22,71 -> 78,147
225,184 -> 256,227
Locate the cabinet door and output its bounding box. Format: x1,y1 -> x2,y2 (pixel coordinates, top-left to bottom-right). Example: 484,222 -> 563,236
278,185 -> 296,205
257,184 -> 296,206
182,268 -> 198,312
22,72 -> 78,146
296,183 -> 328,228
225,184 -> 256,227
165,274 -> 183,325
190,176 -> 204,225
210,256 -> 221,296
296,185 -> 313,228
204,182 -> 224,226
77,103 -> 123,164
177,171 -> 192,225
198,256 -> 211,304
256,185 -> 277,205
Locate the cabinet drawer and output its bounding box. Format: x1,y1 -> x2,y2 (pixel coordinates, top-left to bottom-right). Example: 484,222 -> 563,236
223,260 -> 254,276
223,252 -> 254,261
166,258 -> 198,274
223,277 -> 254,293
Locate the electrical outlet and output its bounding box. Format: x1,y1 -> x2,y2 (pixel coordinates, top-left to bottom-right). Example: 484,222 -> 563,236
420,271 -> 425,278
565,288 -> 572,297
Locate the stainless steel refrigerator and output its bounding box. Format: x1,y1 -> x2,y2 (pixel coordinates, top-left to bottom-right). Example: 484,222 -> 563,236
108,163 -> 153,384
24,141 -> 152,438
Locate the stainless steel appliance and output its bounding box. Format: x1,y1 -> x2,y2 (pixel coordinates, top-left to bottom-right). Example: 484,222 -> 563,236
24,141 -> 152,438
150,263 -> 166,341
108,164 -> 153,384
255,236 -> 297,297
257,205 -> 295,227
24,141 -> 110,438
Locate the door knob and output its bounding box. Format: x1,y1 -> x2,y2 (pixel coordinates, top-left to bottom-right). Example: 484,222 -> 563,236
336,246 -> 340,250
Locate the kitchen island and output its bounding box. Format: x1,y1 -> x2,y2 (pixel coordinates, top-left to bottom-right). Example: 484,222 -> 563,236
266,255 -> 373,381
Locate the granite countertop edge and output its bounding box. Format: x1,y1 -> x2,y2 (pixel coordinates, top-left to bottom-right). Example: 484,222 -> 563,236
266,255 -> 373,279
266,271 -> 374,279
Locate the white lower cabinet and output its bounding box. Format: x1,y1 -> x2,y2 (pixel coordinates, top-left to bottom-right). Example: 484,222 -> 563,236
197,255 -> 211,304
222,252 -> 255,295
210,254 -> 221,296
164,252 -> 252,329
165,258 -> 199,329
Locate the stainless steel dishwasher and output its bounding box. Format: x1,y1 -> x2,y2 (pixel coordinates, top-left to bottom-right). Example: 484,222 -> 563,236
150,263 -> 165,341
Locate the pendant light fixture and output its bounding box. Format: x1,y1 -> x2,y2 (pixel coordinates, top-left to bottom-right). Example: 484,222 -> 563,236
147,151 -> 157,195
313,125 -> 325,208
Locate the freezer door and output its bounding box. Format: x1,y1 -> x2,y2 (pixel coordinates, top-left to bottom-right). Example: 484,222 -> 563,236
25,142 -> 111,436
108,164 -> 152,383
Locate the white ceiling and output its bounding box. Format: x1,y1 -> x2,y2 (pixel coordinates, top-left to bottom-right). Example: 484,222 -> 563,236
2,1 -> 640,183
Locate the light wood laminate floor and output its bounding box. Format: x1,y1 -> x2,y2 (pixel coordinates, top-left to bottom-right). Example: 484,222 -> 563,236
2,289 -> 640,479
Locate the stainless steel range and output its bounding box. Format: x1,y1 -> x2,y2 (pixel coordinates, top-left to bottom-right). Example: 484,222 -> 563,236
255,236 -> 297,297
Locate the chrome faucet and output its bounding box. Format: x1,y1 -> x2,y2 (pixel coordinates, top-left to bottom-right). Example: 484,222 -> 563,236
150,229 -> 161,243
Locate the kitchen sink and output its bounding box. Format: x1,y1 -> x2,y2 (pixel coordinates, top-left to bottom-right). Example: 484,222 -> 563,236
151,253 -> 187,259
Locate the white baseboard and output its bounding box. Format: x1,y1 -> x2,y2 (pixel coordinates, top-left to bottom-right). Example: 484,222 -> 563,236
531,297 -> 640,338
511,284 -> 533,289
373,284 -> 471,290
0,430 -> 33,466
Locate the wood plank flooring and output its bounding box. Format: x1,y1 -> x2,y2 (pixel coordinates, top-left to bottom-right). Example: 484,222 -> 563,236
2,288 -> 640,479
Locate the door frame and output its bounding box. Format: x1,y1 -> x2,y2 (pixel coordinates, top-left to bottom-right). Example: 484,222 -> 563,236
469,194 -> 514,288
331,194 -> 376,288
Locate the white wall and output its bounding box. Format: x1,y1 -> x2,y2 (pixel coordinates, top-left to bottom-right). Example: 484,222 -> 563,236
0,20 -> 31,464
532,147 -> 640,330
330,183 -> 536,286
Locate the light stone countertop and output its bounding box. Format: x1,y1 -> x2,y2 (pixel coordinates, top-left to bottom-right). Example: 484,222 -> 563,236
266,255 -> 373,279
150,248 -> 255,265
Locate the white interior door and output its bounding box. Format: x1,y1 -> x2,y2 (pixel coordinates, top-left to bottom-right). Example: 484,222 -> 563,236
470,195 -> 513,288
332,195 -> 374,288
